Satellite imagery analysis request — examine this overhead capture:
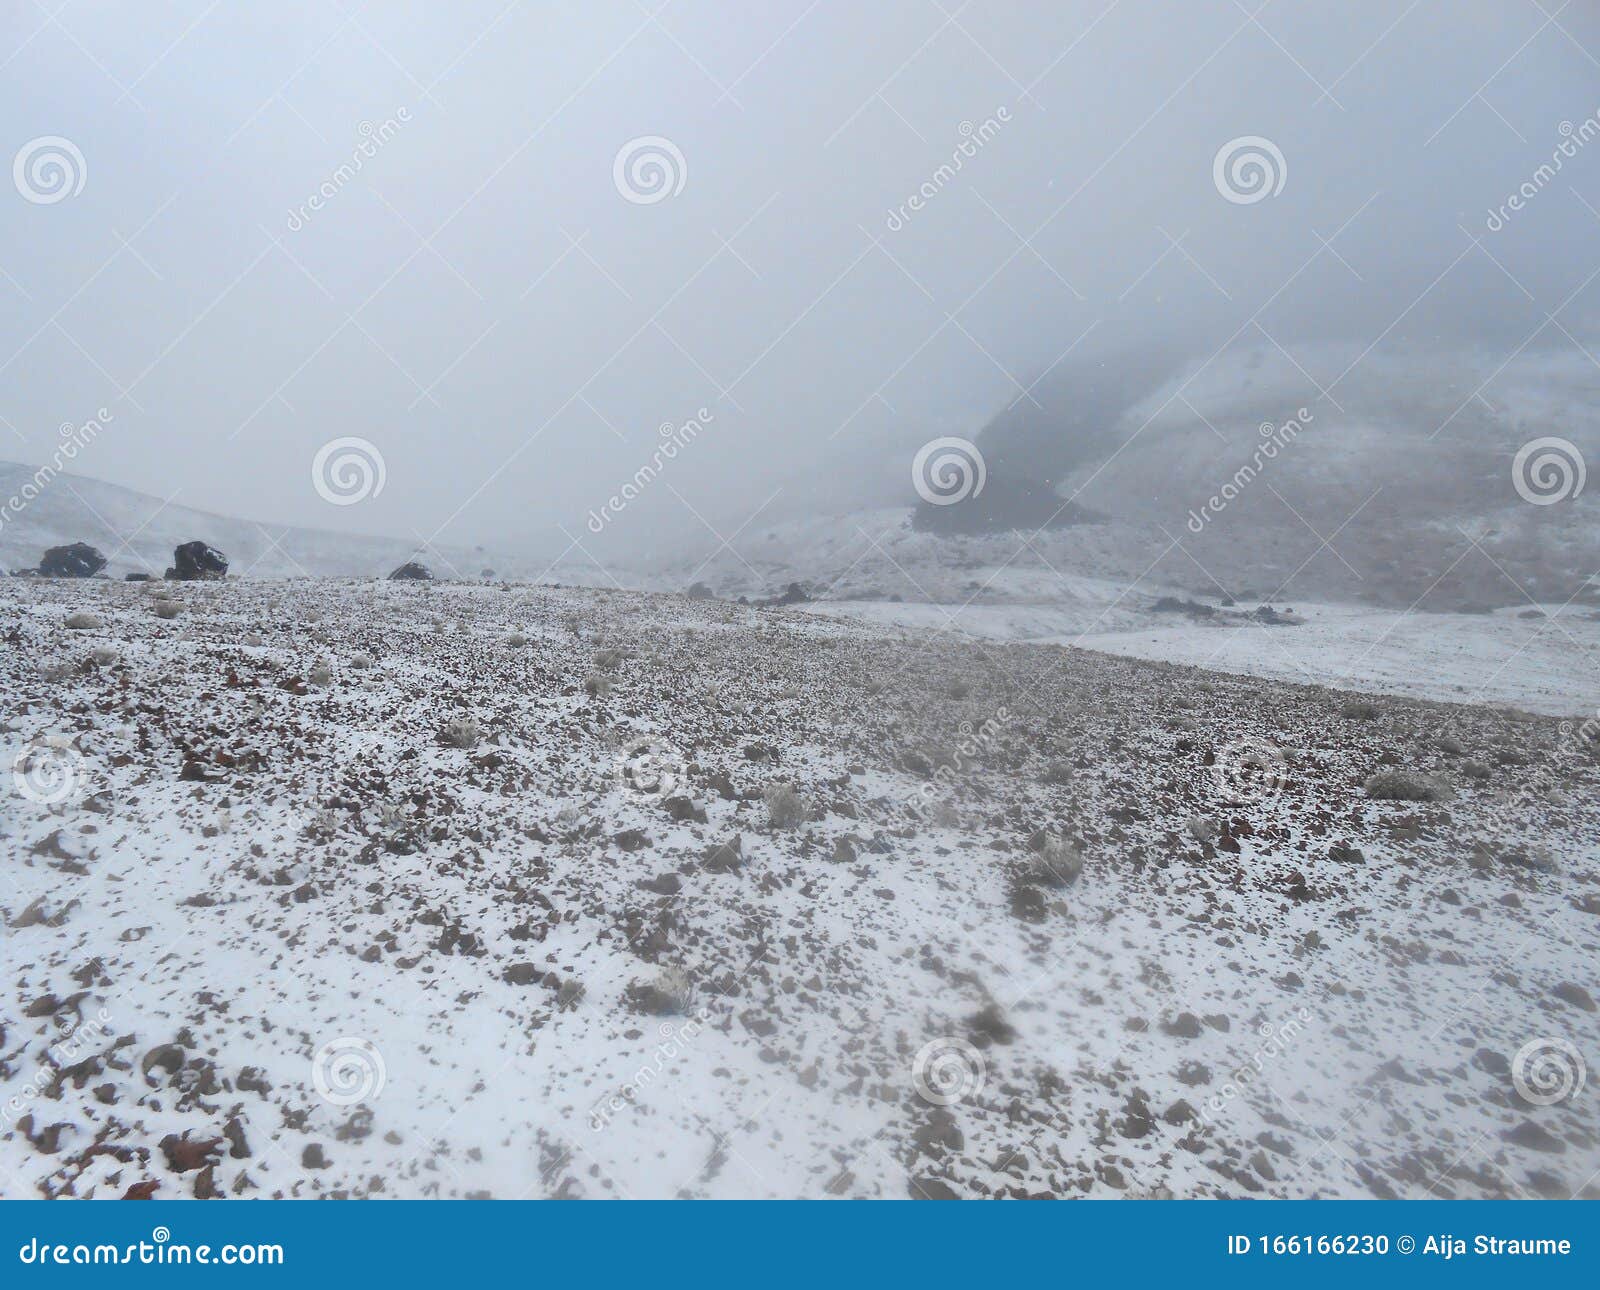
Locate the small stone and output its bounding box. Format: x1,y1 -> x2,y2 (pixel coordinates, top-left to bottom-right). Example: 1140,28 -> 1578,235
1552,982 -> 1595,1012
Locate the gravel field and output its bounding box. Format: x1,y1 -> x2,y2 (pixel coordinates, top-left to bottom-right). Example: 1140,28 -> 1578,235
2,577 -> 1597,1199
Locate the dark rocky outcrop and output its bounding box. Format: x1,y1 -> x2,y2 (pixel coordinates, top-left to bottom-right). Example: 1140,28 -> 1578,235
685,581 -> 714,600
165,541 -> 228,581
1152,596 -> 1215,616
389,562 -> 433,581
38,543 -> 107,578
912,346 -> 1178,536
755,581 -> 810,607
912,477 -> 1098,536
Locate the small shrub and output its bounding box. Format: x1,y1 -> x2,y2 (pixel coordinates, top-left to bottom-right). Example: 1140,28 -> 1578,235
1363,769 -> 1453,802
928,799 -> 961,829
64,612 -> 101,630
947,678 -> 971,700
1185,815 -> 1218,844
1437,734 -> 1465,756
440,716 -> 480,749
654,965 -> 694,1012
350,652 -> 374,669
89,645 -> 118,666
763,783 -> 808,829
307,808 -> 342,838
1028,834 -> 1084,887
1040,759 -> 1074,786
309,661 -> 333,688
1340,698 -> 1381,720
505,631 -> 528,648
583,672 -> 612,697
593,647 -> 624,672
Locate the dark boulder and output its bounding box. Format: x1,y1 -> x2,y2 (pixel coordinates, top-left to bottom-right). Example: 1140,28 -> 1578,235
755,581 -> 810,607
1151,596 -> 1215,616
38,543 -> 106,578
165,541 -> 228,581
1251,605 -> 1301,626
389,561 -> 433,581
124,572 -> 152,582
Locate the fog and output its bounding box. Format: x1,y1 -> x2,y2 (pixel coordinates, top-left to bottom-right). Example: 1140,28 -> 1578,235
3,0 -> 1599,559
8,3 -> 1600,1209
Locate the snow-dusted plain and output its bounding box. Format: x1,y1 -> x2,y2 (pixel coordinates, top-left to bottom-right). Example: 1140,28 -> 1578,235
816,596 -> 1600,719
3,576 -> 1598,1199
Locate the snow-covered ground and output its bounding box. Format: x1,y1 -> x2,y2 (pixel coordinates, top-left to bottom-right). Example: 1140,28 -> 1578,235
3,577 -> 1597,1199
1085,603 -> 1600,719
814,597 -> 1600,719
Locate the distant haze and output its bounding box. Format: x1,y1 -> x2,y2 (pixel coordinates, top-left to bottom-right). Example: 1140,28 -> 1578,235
3,2 -> 1598,561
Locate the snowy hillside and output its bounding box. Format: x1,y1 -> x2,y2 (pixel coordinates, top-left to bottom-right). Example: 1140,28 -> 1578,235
0,462 -> 480,582
1067,345 -> 1600,610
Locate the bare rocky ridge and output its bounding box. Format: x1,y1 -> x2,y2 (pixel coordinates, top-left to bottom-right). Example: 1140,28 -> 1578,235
1,577 -> 1596,1199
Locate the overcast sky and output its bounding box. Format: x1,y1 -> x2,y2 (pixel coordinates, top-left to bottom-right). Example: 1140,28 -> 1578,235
3,1 -> 1599,556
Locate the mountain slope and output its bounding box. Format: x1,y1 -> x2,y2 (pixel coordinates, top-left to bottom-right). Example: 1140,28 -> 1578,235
1069,344 -> 1600,609
0,462 -> 473,580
